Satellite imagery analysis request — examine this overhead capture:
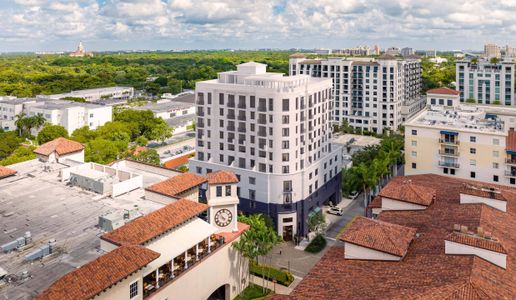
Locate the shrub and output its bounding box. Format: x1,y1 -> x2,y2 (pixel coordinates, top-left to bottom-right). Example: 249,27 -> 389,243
234,285 -> 271,300
249,262 -> 294,287
304,234 -> 327,253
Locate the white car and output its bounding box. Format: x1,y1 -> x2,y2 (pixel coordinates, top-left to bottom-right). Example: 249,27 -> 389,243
327,207 -> 344,216
349,191 -> 359,200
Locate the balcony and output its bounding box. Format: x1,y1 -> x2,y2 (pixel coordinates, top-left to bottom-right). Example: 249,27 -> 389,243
505,170 -> 516,177
506,158 -> 516,165
238,127 -> 246,133
439,150 -> 459,157
227,126 -> 235,131
227,101 -> 235,108
439,139 -> 460,145
438,161 -> 460,168
238,103 -> 246,109
227,113 -> 235,120
258,105 -> 267,112
238,115 -> 246,121
143,235 -> 224,299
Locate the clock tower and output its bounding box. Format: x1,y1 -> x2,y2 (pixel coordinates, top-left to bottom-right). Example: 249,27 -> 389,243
205,171 -> 240,232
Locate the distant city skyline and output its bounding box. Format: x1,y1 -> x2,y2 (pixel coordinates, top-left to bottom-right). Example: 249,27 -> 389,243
0,0 -> 515,52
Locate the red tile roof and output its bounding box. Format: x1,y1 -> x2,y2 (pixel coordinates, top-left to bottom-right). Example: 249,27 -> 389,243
288,174 -> 516,299
446,232 -> 507,254
379,180 -> 435,206
215,222 -> 250,244
0,166 -> 16,179
163,152 -> 194,169
205,170 -> 239,185
460,184 -> 509,202
36,245 -> 159,300
101,199 -> 208,246
145,172 -> 207,198
339,216 -> 416,257
368,196 -> 382,208
506,130 -> 516,152
427,87 -> 460,96
34,137 -> 84,156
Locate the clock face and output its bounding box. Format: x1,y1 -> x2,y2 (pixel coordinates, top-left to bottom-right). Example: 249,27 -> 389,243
214,209 -> 233,227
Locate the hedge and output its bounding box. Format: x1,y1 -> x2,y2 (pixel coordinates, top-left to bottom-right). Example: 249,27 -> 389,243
249,262 -> 294,287
304,234 -> 327,253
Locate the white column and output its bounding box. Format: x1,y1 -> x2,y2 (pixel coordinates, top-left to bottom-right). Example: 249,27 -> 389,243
195,244 -> 199,261
170,260 -> 174,278
207,237 -> 211,253
155,269 -> 159,288
184,251 -> 188,269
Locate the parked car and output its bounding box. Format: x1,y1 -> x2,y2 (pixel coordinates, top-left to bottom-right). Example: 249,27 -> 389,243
327,207 -> 344,216
349,191 -> 359,200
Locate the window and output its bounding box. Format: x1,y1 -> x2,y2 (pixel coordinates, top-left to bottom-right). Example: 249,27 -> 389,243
470,148 -> 476,154
282,99 -> 289,111
493,138 -> 500,145
450,169 -> 455,175
249,189 -> 256,200
129,281 -> 138,299
411,129 -> 417,135
216,186 -> 222,197
470,136 -> 476,142
470,159 -> 476,166
411,151 -> 417,157
225,185 -> 231,196
411,140 -> 417,146
493,175 -> 499,182
493,150 -> 499,157
493,162 -> 499,169
412,163 -> 416,169
283,180 -> 292,192
470,171 -> 476,178
249,177 -> 256,185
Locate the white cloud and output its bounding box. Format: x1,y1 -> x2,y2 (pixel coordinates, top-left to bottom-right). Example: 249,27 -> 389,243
0,0 -> 515,50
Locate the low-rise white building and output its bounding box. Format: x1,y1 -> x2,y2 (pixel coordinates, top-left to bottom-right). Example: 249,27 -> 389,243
40,86 -> 134,102
425,87 -> 461,108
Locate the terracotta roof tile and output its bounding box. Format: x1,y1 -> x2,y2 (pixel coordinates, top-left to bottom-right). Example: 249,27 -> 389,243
33,137 -> 84,156
427,87 -> 460,96
163,152 -> 194,169
368,195 -> 382,208
36,245 -> 159,300
214,222 -> 250,244
506,130 -> 516,152
446,232 -> 507,254
379,180 -> 435,206
290,174 -> 516,299
339,216 -> 416,257
145,172 -> 207,198
101,199 -> 208,246
0,166 -> 16,179
205,170 -> 239,185
460,184 -> 509,202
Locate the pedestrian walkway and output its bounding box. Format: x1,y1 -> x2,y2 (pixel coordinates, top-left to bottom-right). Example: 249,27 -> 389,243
250,275 -> 302,295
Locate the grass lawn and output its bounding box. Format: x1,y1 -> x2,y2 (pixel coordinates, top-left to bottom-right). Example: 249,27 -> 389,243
234,284 -> 271,300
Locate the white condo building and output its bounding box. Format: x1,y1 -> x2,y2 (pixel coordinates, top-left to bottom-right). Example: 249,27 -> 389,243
0,98 -> 112,134
189,62 -> 343,238
40,86 -> 134,102
405,102 -> 516,187
456,60 -> 515,105
289,54 -> 424,133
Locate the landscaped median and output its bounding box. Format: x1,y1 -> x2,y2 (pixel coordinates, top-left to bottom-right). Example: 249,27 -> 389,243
234,285 -> 271,300
304,234 -> 327,253
250,262 -> 294,287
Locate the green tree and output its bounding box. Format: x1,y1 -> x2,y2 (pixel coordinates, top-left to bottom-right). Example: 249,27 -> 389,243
71,126 -> 99,143
0,146 -> 36,166
96,121 -> 132,143
0,132 -> 21,160
37,124 -> 68,144
135,136 -> 149,146
15,113 -> 27,137
354,163 -> 377,206
465,98 -> 476,104
85,138 -> 124,164
490,57 -> 500,64
149,121 -> 173,143
126,148 -> 160,165
28,113 -> 46,133
307,211 -> 327,233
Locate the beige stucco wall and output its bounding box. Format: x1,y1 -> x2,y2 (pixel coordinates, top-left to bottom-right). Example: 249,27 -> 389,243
445,240 -> 506,269
459,193 -> 507,212
344,242 -> 401,261
382,197 -> 427,211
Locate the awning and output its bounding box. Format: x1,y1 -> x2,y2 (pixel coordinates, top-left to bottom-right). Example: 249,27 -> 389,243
440,130 -> 458,136
506,150 -> 516,155
144,218 -> 218,273
308,207 -> 322,219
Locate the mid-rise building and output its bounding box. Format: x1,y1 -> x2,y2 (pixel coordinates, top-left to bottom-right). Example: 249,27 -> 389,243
456,60 -> 515,105
290,54 -> 423,133
484,43 -> 501,59
400,47 -> 415,57
385,47 -> 401,56
0,98 -> 112,133
405,104 -> 516,186
189,62 -> 343,238
40,86 -> 134,102
425,49 -> 437,57
278,174 -> 515,299
425,87 -> 460,108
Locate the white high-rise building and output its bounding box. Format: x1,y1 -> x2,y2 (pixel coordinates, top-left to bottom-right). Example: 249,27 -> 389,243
289,54 -> 424,133
456,60 -> 515,105
484,43 -> 501,59
189,62 -> 344,238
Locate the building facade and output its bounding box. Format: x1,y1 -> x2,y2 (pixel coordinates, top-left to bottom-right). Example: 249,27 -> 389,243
41,86 -> 134,102
484,43 -> 501,59
405,104 -> 516,186
189,62 -> 343,238
289,54 -> 423,133
456,60 -> 515,105
401,47 -> 415,57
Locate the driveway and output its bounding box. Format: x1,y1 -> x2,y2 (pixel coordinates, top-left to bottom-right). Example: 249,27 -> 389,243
324,195 -> 365,239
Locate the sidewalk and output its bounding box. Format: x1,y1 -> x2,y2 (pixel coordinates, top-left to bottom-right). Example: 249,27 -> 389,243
250,275 -> 302,295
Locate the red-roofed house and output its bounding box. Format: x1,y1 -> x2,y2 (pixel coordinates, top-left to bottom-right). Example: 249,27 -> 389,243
34,137 -> 85,163
145,172 -> 207,204
0,165 -> 16,179
426,87 -> 460,108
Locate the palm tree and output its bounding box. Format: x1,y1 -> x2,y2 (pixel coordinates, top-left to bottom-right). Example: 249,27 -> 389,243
381,137 -> 403,176
32,113 -> 46,131
354,163 -> 377,207
14,113 -> 27,137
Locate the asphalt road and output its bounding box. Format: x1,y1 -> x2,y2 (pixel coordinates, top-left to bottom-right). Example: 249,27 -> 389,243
325,194 -> 366,239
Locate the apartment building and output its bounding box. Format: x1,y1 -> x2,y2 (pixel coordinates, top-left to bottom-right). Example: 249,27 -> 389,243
456,60 -> 515,105
289,54 -> 423,133
400,47 -> 415,57
484,43 -> 501,59
189,62 -> 343,239
40,86 -> 134,102
405,104 -> 516,186
385,47 -> 401,56
0,98 -> 112,133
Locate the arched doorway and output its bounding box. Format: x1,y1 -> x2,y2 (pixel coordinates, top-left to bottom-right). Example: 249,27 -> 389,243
207,284 -> 229,300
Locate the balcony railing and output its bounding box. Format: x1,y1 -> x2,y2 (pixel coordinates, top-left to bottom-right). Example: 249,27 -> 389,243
439,139 -> 460,145
143,235 -> 224,299
438,161 -> 460,168
505,170 -> 516,177
439,150 -> 459,156
506,158 -> 516,165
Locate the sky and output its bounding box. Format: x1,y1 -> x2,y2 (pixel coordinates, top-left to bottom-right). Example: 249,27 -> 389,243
0,0 -> 515,52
